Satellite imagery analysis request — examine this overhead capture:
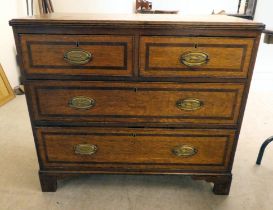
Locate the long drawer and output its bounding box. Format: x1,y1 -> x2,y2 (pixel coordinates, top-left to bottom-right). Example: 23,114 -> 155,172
140,36 -> 254,79
26,81 -> 244,125
20,34 -> 133,77
36,127 -> 236,171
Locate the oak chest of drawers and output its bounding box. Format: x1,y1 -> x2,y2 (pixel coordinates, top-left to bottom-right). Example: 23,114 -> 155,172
10,13 -> 264,195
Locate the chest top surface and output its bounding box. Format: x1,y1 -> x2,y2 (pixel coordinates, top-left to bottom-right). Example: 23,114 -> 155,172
9,13 -> 264,30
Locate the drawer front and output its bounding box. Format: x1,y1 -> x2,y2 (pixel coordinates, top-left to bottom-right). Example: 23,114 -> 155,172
36,127 -> 236,171
27,81 -> 244,125
140,36 -> 254,78
20,34 -> 133,77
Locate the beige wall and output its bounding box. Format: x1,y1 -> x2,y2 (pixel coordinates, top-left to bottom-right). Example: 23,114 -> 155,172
52,0 -> 238,15
251,0 -> 273,90
0,0 -> 27,87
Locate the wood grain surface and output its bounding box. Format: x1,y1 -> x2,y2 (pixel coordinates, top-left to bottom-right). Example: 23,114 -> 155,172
36,127 -> 235,171
26,81 -> 244,125
140,36 -> 254,78
21,34 -> 133,77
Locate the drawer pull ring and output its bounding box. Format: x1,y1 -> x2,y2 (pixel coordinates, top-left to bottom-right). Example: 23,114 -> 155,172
176,98 -> 203,111
64,48 -> 92,65
74,144 -> 97,155
180,52 -> 209,67
69,96 -> 96,109
172,145 -> 197,157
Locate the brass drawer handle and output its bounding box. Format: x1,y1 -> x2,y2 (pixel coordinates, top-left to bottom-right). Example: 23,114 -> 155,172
180,52 -> 209,67
69,96 -> 96,110
176,98 -> 203,111
74,144 -> 97,155
64,48 -> 92,65
172,145 -> 197,157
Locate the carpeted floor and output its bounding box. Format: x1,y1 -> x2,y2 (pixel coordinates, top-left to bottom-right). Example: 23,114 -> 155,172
1,87 -> 273,210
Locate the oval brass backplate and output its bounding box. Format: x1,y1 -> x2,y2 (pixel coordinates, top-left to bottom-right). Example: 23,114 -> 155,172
176,98 -> 203,111
172,145 -> 197,157
180,52 -> 209,67
69,96 -> 96,110
64,48 -> 92,65
74,144 -> 97,155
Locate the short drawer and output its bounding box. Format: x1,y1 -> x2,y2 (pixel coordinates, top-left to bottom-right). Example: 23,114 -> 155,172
140,36 -> 254,78
36,127 -> 236,171
26,81 -> 244,125
20,34 -> 133,77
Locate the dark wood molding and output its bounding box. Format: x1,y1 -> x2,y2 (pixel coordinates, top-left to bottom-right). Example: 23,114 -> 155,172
192,174 -> 232,195
39,171 -> 57,192
9,13 -> 265,31
39,170 -> 232,193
